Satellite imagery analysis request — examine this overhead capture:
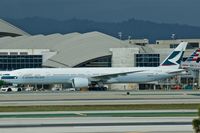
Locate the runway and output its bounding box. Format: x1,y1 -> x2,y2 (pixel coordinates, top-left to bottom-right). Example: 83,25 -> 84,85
0,91 -> 198,132
1,91 -> 200,106
1,99 -> 200,106
0,110 -> 197,118
0,116 -> 194,133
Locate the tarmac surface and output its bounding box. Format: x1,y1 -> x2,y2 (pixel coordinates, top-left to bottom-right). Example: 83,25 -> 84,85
0,115 -> 194,133
0,91 -> 200,106
0,91 -> 198,132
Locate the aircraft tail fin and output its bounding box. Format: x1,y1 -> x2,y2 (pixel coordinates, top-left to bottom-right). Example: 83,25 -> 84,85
160,42 -> 187,69
185,48 -> 200,62
181,48 -> 200,69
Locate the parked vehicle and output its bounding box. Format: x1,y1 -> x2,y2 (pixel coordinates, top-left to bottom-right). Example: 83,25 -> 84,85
0,86 -> 22,92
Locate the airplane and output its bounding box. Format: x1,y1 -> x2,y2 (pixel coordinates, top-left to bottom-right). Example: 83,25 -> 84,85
181,48 -> 200,69
0,42 -> 187,89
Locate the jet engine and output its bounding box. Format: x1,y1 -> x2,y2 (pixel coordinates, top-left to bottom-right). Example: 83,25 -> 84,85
72,77 -> 89,88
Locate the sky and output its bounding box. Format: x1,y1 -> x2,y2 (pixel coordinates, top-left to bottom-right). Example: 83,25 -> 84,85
1,0 -> 200,26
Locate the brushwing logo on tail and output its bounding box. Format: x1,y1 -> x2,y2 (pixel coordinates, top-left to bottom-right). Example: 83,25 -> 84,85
162,51 -> 184,66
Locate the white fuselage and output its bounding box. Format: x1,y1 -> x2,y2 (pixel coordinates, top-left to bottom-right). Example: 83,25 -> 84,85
1,67 -> 181,85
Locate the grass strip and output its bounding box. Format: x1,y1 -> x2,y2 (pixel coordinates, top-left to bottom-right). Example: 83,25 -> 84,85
0,104 -> 200,112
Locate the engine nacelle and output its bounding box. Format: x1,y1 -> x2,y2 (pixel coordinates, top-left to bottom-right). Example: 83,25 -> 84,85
72,77 -> 89,88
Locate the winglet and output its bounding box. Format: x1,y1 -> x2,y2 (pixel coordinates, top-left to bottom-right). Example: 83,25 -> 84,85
160,42 -> 187,69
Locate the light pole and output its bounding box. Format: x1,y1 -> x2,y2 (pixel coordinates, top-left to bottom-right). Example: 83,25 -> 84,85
128,36 -> 131,43
171,33 -> 176,40
171,33 -> 176,48
118,32 -> 122,40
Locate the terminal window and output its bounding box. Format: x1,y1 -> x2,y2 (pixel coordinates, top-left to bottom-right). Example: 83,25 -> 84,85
187,43 -> 199,49
10,52 -> 18,55
136,54 -> 160,67
20,52 -> 28,55
170,44 -> 179,48
0,52 -> 8,55
0,55 -> 42,70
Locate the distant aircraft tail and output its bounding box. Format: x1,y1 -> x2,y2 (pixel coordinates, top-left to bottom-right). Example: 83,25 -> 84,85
160,42 -> 187,69
185,48 -> 200,62
181,48 -> 200,69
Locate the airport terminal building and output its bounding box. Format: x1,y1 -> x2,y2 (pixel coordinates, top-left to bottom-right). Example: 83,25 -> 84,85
0,19 -> 200,90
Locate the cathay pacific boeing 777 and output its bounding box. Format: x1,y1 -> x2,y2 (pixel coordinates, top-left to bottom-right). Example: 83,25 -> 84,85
1,42 -> 187,89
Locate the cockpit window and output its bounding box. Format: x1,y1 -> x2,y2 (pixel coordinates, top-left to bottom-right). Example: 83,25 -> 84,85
1,76 -> 18,79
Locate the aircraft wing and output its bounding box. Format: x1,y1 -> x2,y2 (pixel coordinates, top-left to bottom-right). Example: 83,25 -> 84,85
167,69 -> 185,74
91,70 -> 144,81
